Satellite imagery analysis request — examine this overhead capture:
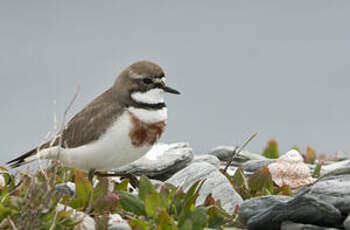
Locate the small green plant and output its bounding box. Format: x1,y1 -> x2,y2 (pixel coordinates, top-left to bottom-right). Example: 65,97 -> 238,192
220,167 -> 293,200
0,165 -> 242,229
263,140 -> 280,159
312,162 -> 322,178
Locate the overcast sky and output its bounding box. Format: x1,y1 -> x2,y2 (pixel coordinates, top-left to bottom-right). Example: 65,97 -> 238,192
1,1 -> 350,164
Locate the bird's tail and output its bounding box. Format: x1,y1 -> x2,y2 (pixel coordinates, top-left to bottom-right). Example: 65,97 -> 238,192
7,143 -> 60,168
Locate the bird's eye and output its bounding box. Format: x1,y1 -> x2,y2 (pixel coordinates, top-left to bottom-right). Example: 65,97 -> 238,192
143,78 -> 152,84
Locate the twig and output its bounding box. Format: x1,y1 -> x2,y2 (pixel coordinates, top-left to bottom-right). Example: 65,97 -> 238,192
223,132 -> 258,173
51,86 -> 80,187
115,208 -> 140,219
7,217 -> 18,230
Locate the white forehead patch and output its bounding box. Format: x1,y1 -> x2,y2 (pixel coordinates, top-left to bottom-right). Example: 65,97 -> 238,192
131,88 -> 165,104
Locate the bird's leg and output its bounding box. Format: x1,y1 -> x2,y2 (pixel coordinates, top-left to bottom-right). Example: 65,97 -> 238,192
84,168 -> 96,213
95,172 -> 139,188
88,168 -> 96,184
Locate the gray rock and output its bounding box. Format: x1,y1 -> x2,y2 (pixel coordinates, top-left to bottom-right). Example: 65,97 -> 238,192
281,221 -> 340,230
219,166 -> 238,176
112,143 -> 193,181
242,159 -> 276,172
208,146 -> 265,162
247,195 -> 342,230
108,214 -> 131,230
166,162 -> 243,214
322,160 -> 350,175
344,213 -> 350,230
56,204 -> 96,230
192,155 -> 220,168
336,151 -> 350,161
298,174 -> 350,215
238,195 -> 293,225
55,182 -> 76,196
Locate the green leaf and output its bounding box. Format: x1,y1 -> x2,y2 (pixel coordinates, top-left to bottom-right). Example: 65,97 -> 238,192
273,185 -> 293,196
145,193 -> 166,217
114,179 -> 129,192
190,207 -> 208,230
139,175 -> 157,201
92,177 -> 108,203
129,218 -> 149,230
118,191 -> 146,216
220,168 -> 250,200
248,167 -> 273,196
74,170 -> 92,204
156,211 -> 178,230
178,180 -> 204,227
0,166 -> 8,172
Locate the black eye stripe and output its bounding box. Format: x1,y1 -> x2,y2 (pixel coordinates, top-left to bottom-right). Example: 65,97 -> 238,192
143,78 -> 152,84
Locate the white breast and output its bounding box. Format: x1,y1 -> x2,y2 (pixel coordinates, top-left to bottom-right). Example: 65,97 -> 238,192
59,111 -> 151,171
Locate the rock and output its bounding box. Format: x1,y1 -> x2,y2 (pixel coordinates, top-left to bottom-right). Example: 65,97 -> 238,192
336,151 -> 350,161
112,143 -> 193,181
281,221 -> 339,230
344,213 -> 350,230
55,182 -> 76,196
268,150 -> 315,189
242,159 -> 276,172
108,214 -> 131,230
208,146 -> 265,162
166,162 -> 243,214
56,204 -> 96,230
298,174 -> 350,215
247,195 -> 342,230
192,155 -> 220,168
220,166 -> 238,177
238,195 -> 293,225
322,160 -> 350,175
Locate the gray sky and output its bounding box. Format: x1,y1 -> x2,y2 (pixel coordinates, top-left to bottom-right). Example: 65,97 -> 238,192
1,1 -> 350,164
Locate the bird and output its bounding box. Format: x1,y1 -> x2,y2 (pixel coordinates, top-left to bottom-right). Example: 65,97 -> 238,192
7,61 -> 180,179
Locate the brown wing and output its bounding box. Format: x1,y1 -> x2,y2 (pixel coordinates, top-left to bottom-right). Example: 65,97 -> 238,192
61,89 -> 124,148
8,88 -> 125,167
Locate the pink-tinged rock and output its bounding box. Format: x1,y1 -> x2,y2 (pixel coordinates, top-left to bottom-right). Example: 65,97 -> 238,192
268,150 -> 315,189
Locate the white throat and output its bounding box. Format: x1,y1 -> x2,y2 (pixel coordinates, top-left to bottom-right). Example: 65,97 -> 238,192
131,88 -> 165,104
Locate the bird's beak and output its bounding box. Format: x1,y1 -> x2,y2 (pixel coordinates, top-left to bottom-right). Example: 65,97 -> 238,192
163,85 -> 181,95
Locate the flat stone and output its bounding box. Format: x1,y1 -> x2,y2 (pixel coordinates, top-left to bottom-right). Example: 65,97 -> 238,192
112,143 -> 193,181
238,195 -> 292,225
247,195 -> 342,230
166,162 -> 243,214
322,160 -> 350,175
298,174 -> 350,215
281,221 -> 340,230
55,182 -> 76,196
208,146 -> 265,162
344,213 -> 350,230
108,214 -> 131,230
219,166 -> 238,177
57,204 -> 96,230
242,159 -> 276,172
192,155 -> 220,168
